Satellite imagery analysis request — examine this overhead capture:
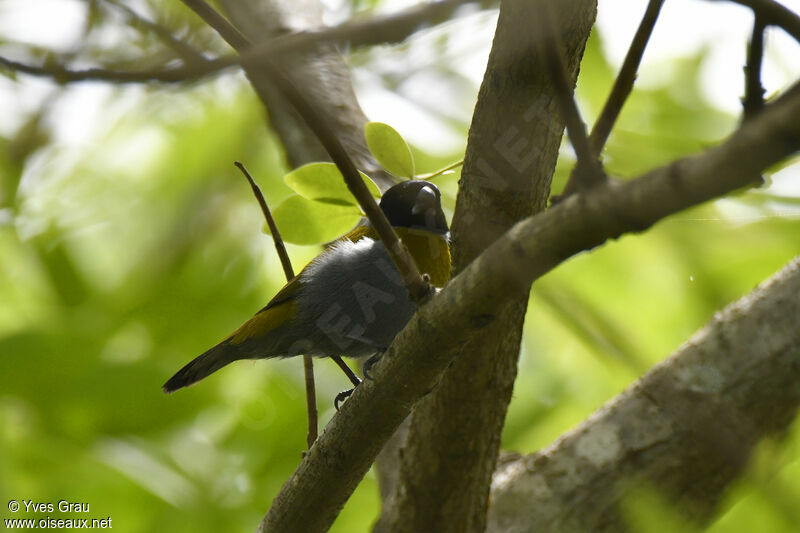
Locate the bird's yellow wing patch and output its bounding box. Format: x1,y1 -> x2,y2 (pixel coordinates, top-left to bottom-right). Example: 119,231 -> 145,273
226,227 -> 379,350
340,224 -> 377,243
228,300 -> 296,346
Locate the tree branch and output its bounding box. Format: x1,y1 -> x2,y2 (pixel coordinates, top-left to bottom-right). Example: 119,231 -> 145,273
0,54 -> 213,83
180,0 -> 250,49
714,0 -> 800,43
743,12 -> 767,119
256,66 -> 800,533
0,0 -> 481,86
556,0 -> 664,203
535,0 -> 604,191
487,255 -> 800,532
4,1 -> 796,89
103,0 -> 208,64
589,0 -> 665,155
234,162 -> 294,281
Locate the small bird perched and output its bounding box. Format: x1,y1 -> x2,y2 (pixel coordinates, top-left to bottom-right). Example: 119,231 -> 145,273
163,180 -> 450,393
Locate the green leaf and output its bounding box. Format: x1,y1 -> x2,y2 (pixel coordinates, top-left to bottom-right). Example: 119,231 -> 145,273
284,162 -> 380,204
268,194 -> 361,245
365,122 -> 415,178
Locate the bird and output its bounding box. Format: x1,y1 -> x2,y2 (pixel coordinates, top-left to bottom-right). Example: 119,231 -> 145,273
163,179 -> 450,393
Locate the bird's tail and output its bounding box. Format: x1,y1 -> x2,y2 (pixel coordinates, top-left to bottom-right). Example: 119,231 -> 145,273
162,341 -> 240,393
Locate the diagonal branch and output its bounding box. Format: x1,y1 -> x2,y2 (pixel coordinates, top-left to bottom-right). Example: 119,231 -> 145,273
234,163 -> 294,281
180,0 -> 249,49
256,75 -> 800,533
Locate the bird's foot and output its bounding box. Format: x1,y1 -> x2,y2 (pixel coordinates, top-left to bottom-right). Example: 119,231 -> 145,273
362,352 -> 383,380
334,387 -> 356,411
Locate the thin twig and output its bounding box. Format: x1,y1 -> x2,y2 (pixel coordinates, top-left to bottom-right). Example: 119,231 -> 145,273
193,0 -> 474,69
182,0 -> 431,303
418,159 -> 464,180
589,0 -> 665,156
555,0 -> 663,203
300,358 -> 318,450
535,1 -> 605,194
235,162 -> 319,449
0,54 -> 209,83
103,0 -> 208,64
713,0 -> 800,43
235,162 -> 364,422
743,12 -> 767,119
234,162 -> 294,279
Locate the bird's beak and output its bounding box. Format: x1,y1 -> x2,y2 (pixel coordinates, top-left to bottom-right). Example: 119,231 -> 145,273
412,185 -> 448,233
412,186 -> 437,217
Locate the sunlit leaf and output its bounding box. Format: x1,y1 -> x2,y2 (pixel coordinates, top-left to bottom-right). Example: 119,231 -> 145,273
365,122 -> 415,178
284,162 -> 380,204
269,194 -> 361,244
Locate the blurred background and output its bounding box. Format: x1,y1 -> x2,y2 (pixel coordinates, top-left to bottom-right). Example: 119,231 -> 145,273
1,0 -> 800,531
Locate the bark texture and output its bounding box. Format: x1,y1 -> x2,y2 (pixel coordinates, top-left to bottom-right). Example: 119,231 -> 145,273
374,1 -> 597,531
487,256 -> 800,532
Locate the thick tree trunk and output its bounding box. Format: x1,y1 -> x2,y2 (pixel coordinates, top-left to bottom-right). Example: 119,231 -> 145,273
487,255 -> 800,532
374,1 -> 597,531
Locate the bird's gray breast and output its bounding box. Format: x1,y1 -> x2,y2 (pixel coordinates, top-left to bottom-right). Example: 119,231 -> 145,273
295,237 -> 415,358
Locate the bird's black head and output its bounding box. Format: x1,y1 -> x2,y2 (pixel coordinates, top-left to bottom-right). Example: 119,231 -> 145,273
379,180 -> 449,234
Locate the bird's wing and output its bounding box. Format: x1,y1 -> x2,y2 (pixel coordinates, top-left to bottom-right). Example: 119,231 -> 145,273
228,225 -> 378,348
227,299 -> 296,347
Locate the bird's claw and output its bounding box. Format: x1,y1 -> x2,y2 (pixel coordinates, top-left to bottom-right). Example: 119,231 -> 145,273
334,388 -> 355,411
334,352 -> 386,409
363,353 -> 383,380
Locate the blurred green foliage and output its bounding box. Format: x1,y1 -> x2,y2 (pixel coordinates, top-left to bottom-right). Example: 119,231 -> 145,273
1,6 -> 799,533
